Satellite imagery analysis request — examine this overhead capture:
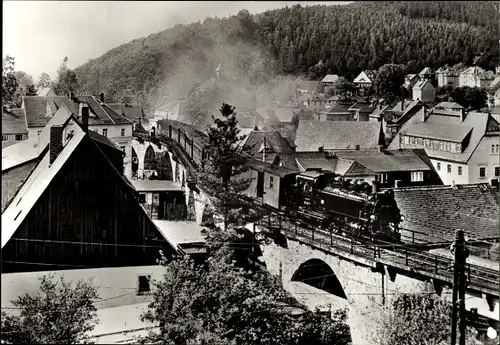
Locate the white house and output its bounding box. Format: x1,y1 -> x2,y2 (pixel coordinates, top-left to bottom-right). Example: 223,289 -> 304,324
435,67 -> 460,88
389,102 -> 500,186
459,66 -> 496,88
412,79 -> 436,103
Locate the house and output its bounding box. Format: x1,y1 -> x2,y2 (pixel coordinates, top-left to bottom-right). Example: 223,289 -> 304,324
404,74 -> 421,98
348,102 -> 376,122
435,67 -> 460,88
418,67 -> 434,80
273,148 -> 442,188
1,116 -> 179,338
487,77 -> 500,108
36,87 -> 56,97
353,70 -> 376,95
21,93 -> 135,177
412,79 -> 436,103
389,102 -> 500,186
130,180 -> 185,220
319,100 -> 355,121
320,74 -> 340,90
295,79 -> 319,96
1,115 -> 174,273
294,120 -> 384,152
393,184 -> 499,244
459,66 -> 496,88
108,102 -> 144,129
2,108 -> 28,148
239,130 -> 295,164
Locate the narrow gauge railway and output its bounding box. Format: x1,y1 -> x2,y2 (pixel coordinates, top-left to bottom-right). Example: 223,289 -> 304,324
254,205 -> 500,296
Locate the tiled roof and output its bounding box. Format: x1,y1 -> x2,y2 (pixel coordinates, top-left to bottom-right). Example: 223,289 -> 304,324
240,131 -> 295,157
348,102 -> 375,113
274,151 -> 331,171
2,109 -> 27,135
322,102 -> 353,114
295,120 -> 382,152
402,122 -> 472,142
335,149 -> 431,173
419,67 -> 433,75
243,157 -> 298,178
435,102 -> 464,110
321,74 -> 339,83
76,96 -> 133,126
394,184 -> 499,243
107,103 -> 142,123
23,96 -> 77,128
413,78 -> 433,90
388,112 -> 493,163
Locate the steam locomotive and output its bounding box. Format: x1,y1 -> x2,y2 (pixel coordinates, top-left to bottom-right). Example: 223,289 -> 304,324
287,171 -> 404,243
245,164 -> 404,244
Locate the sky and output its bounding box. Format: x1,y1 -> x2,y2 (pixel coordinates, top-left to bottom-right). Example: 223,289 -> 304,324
3,1 -> 349,81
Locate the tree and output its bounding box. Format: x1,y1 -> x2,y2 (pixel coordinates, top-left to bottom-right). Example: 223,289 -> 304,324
373,64 -> 406,104
308,60 -> 328,81
26,84 -> 38,96
53,57 -> 79,96
326,77 -> 357,99
1,274 -> 99,344
2,56 -> 19,107
140,251 -> 351,345
375,293 -> 479,345
451,86 -> 488,110
37,72 -> 52,88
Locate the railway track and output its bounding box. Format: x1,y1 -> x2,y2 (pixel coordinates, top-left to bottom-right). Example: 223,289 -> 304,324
258,209 -> 500,296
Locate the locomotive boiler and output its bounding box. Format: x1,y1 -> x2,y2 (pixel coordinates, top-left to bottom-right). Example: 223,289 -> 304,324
288,171 -> 403,243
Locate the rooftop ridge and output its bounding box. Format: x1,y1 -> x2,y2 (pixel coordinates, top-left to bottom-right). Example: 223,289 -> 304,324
393,183 -> 494,191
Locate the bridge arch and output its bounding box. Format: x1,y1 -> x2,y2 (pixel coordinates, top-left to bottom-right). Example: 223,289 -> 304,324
157,152 -> 173,180
291,258 -> 347,299
144,145 -> 157,171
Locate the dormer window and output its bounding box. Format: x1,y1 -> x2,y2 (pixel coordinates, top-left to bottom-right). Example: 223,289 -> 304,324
102,129 -> 108,137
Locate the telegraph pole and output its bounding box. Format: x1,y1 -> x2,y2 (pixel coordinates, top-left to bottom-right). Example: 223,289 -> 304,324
450,229 -> 469,345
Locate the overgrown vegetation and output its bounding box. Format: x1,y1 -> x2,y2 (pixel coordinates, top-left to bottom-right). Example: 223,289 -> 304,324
1,274 -> 99,344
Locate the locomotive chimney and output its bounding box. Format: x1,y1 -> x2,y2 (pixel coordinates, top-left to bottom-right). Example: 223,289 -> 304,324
372,180 -> 380,194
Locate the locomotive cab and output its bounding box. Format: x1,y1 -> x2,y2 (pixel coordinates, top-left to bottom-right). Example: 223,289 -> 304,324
370,189 -> 402,242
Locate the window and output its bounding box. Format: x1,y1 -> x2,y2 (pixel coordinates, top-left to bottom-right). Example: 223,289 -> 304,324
137,275 -> 151,295
121,128 -> 125,136
436,162 -> 441,171
409,137 -> 415,145
458,166 -> 462,176
496,145 -> 499,154
102,129 -> 108,137
411,171 -> 424,182
424,139 -> 430,147
479,166 -> 486,178
15,134 -> 23,141
440,141 -> 444,151
320,199 -> 325,205
445,142 -> 451,151
492,145 -> 495,153
447,164 -> 451,173
495,166 -> 499,177
138,194 -> 146,203
403,136 -> 409,145
269,176 -> 274,189
1,135 -> 7,142
417,138 -> 423,146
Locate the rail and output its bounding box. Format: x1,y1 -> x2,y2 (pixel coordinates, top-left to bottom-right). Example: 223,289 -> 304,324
256,209 -> 499,297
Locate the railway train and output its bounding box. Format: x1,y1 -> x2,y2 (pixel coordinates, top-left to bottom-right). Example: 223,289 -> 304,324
245,162 -> 404,243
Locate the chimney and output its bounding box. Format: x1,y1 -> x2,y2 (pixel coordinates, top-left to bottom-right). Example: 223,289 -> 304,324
318,145 -> 324,152
421,107 -> 427,122
69,92 -> 74,101
50,125 -> 64,164
460,108 -> 466,122
151,127 -> 156,141
81,106 -> 89,132
169,125 -> 172,138
355,144 -> 360,151
100,92 -> 105,103
401,101 -> 404,112
371,180 -> 380,194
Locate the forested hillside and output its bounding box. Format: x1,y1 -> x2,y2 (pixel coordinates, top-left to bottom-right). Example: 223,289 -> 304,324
74,1 -> 499,125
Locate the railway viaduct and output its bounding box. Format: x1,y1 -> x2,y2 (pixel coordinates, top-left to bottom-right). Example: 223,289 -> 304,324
134,123 -> 499,345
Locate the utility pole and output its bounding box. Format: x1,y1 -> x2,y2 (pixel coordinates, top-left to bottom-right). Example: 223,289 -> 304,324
450,229 -> 469,345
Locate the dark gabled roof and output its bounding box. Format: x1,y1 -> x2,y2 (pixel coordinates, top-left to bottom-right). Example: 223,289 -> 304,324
107,103 -> 142,123
23,96 -> 79,128
394,184 -> 499,243
243,157 -> 298,178
240,131 -> 295,157
76,96 -> 133,126
295,120 -> 382,152
273,151 -> 329,171
2,109 -> 27,135
87,130 -> 122,151
402,122 -> 473,142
